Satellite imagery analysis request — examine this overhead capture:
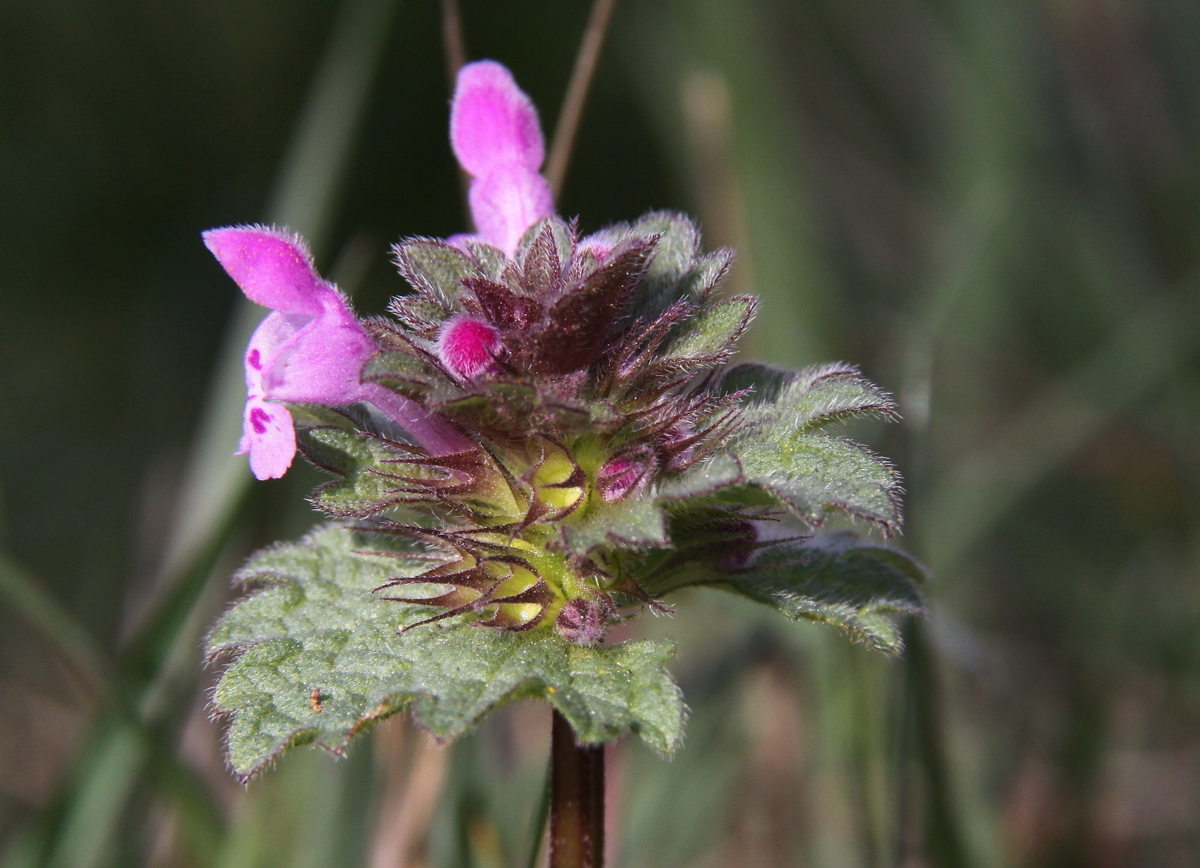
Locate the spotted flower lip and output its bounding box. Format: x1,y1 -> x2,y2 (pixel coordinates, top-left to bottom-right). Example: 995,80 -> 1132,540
450,60 -> 554,256
205,225 -> 470,479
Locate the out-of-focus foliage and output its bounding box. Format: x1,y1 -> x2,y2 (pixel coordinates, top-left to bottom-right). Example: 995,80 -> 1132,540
3,0 -> 1200,866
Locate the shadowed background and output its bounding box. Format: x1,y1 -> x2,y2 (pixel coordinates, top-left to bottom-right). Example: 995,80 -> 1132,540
2,0 -> 1199,866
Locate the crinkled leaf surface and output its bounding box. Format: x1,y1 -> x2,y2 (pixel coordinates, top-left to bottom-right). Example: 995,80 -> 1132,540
208,525 -> 684,779
623,212 -> 731,318
392,238 -> 473,309
657,453 -> 744,500
779,363 -> 898,430
663,295 -> 757,364
729,362 -> 903,532
561,495 -> 667,555
734,433 -> 901,531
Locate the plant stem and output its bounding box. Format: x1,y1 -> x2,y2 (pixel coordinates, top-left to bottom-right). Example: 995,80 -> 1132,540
549,709 -> 605,868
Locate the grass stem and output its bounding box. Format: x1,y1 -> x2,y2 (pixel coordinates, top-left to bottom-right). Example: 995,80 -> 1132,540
545,0 -> 618,199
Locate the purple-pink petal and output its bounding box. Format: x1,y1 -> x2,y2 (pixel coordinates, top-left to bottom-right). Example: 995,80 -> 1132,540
357,382 -> 474,456
203,226 -> 328,314
238,398 -> 297,480
468,165 -> 554,256
451,60 -> 545,177
247,304 -> 375,405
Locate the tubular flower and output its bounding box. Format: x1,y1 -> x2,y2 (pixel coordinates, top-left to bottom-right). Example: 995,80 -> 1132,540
204,225 -> 469,479
450,60 -> 555,255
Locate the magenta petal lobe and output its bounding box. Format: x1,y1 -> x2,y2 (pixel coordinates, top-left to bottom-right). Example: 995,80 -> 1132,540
468,167 -> 554,255
451,60 -> 545,177
238,399 -> 297,480
203,225 -> 327,314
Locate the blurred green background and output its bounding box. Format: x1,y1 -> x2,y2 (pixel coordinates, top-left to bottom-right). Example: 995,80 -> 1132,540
3,0 -> 1200,865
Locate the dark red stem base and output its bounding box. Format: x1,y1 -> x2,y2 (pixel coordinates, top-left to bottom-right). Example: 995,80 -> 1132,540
549,709 -> 605,868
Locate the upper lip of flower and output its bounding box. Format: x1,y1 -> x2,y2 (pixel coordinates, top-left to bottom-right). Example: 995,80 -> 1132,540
450,60 -> 555,256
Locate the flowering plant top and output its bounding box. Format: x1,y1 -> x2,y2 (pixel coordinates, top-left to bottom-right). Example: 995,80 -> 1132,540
204,60 -> 923,779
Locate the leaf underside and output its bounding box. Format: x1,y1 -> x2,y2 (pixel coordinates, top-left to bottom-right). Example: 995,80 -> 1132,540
638,531 -> 925,653
207,525 -> 684,779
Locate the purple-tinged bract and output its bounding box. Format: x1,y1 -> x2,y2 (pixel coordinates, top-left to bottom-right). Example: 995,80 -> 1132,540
451,60 -> 554,255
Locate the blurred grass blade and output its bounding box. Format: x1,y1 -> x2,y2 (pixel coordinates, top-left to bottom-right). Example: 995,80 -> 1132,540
626,0 -> 836,367
146,741 -> 226,867
45,720 -> 145,868
545,0 -> 619,197
905,622 -> 971,868
157,0 -> 400,590
0,551 -> 110,695
919,286 -> 1200,572
370,729 -> 450,868
522,763 -> 552,868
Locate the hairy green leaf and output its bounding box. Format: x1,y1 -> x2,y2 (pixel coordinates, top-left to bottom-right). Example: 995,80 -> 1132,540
734,432 -> 901,531
626,213 -> 702,316
664,295 -> 757,363
718,362 -> 795,404
285,402 -> 356,430
207,525 -> 685,779
391,239 -> 473,309
776,363 -> 898,430
562,494 -> 668,554
635,211 -> 700,283
362,352 -> 454,400
724,534 -> 924,652
678,249 -> 733,301
727,362 -> 903,531
657,453 -> 744,501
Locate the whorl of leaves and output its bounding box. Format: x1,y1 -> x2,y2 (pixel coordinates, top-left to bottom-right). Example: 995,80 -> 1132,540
209,212 -> 923,774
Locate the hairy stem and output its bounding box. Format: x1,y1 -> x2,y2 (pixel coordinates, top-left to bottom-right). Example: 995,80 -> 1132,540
549,709 -> 605,868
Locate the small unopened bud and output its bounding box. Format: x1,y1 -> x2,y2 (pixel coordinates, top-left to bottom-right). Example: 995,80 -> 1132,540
438,316 -> 500,379
661,423 -> 697,472
595,446 -> 655,503
555,596 -> 615,646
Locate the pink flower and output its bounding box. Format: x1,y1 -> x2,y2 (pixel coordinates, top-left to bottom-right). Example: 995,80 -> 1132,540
451,61 -> 554,256
205,225 -> 470,479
